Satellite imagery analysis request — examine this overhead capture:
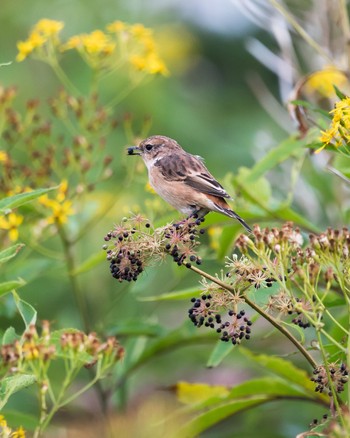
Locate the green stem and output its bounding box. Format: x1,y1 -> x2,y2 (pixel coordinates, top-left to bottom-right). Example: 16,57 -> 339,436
57,224 -> 91,332
339,0 -> 350,72
267,0 -> 333,63
315,330 -> 345,424
189,265 -> 317,368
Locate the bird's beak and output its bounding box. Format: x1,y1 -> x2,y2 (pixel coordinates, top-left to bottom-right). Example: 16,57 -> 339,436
127,146 -> 141,156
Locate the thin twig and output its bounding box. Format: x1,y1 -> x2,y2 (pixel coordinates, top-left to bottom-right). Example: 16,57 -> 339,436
189,264 -> 317,368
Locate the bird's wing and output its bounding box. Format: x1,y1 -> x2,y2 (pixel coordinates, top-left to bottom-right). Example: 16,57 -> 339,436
155,153 -> 231,199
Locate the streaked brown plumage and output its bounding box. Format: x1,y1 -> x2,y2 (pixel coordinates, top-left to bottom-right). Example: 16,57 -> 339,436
127,135 -> 252,232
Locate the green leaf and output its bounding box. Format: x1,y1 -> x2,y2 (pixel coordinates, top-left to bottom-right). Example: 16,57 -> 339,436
109,320 -> 166,337
228,377 -> 312,399
139,287 -> 201,302
206,340 -> 234,368
72,251 -> 106,276
0,186 -> 57,213
179,396 -> 269,437
0,279 -> 26,297
272,206 -> 320,232
176,381 -> 230,405
118,323 -> 217,380
239,137 -> 306,183
0,244 -> 25,264
12,291 -> 37,328
1,410 -> 38,430
0,374 -> 36,410
2,327 -> 18,345
240,348 -> 326,400
236,167 -> 271,204
333,85 -> 346,100
216,225 -> 240,259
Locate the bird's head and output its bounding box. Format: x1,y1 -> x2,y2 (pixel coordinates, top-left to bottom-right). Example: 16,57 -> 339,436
127,135 -> 181,163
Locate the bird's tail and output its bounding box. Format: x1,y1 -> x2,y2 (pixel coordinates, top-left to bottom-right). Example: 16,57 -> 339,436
215,205 -> 252,233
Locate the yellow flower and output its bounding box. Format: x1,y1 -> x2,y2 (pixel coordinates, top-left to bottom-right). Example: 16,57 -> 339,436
305,67 -> 347,98
318,95 -> 350,153
0,212 -> 24,241
0,415 -> 8,428
16,37 -> 44,62
145,182 -> 156,194
106,21 -> 126,33
0,150 -> 8,162
130,23 -> 153,39
61,35 -> 82,51
130,52 -> 168,76
39,180 -> 74,225
39,196 -> 74,225
32,19 -> 64,37
12,426 -> 26,438
57,179 -> 68,202
16,19 -> 63,62
0,414 -> 11,435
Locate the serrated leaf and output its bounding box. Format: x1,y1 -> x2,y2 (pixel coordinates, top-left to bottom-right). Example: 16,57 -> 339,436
0,374 -> 36,410
12,291 -> 37,328
72,251 -> 106,276
0,244 -> 25,264
0,279 -> 26,297
2,327 -> 18,345
139,287 -> 201,302
206,340 -> 234,368
179,396 -> 269,437
176,381 -> 230,405
0,187 -> 57,213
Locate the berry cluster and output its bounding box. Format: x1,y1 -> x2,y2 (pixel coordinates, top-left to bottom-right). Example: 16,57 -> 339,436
103,224 -> 148,282
188,295 -> 252,345
164,216 -> 204,268
311,363 -> 348,396
291,297 -> 311,329
217,310 -> 252,344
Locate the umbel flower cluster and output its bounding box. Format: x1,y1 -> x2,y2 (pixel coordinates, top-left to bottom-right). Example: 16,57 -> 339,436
0,86 -> 115,197
103,215 -> 205,282
0,321 -> 124,377
103,218 -> 350,365
16,19 -> 168,76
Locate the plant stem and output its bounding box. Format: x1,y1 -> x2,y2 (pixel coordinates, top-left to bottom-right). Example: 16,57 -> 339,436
57,224 -> 91,332
189,265 -> 317,368
267,0 -> 333,63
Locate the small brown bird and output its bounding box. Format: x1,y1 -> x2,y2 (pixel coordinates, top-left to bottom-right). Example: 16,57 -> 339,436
127,135 -> 252,232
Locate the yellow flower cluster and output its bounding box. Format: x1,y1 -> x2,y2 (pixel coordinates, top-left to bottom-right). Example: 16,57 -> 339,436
16,19 -> 64,62
0,415 -> 25,438
318,97 -> 350,152
39,180 -> 74,225
17,18 -> 168,76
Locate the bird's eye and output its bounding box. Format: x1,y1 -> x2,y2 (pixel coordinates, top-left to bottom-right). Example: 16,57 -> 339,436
145,144 -> 153,151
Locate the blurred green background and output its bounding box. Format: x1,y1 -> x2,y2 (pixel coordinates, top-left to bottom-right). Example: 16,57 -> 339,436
0,1 -> 329,436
